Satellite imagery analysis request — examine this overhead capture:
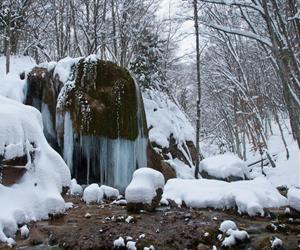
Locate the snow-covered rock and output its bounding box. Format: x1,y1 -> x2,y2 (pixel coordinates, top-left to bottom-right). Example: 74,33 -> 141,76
126,240 -> 137,250
287,187 -> 300,211
83,184 -> 103,204
125,168 -> 164,211
100,185 -> 119,200
200,153 -> 249,181
113,236 -> 125,248
163,177 -> 287,216
0,96 -> 71,244
0,56 -> 35,103
69,178 -> 83,196
222,228 -> 249,247
20,225 -> 29,239
219,220 -> 237,233
271,237 -> 283,249
143,89 -> 197,180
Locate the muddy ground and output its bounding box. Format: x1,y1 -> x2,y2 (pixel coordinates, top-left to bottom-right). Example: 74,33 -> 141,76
1,196 -> 300,250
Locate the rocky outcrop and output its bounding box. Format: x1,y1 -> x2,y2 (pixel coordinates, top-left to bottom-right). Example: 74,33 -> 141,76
0,155 -> 27,186
25,56 -> 148,191
26,67 -> 59,150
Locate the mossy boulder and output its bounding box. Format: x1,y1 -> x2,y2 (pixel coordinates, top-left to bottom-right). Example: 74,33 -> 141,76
57,58 -> 147,140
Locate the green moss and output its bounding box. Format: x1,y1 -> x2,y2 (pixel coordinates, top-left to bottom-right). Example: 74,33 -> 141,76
62,59 -> 146,140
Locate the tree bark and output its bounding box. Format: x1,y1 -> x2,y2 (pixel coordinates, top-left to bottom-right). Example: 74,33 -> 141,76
193,0 -> 201,179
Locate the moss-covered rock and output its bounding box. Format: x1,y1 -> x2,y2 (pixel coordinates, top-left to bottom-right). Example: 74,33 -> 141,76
58,58 -> 147,140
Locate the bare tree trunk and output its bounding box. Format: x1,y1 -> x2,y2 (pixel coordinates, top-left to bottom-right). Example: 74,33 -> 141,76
111,0 -> 118,62
100,0 -> 107,59
193,0 -> 201,179
275,114 -> 290,160
5,13 -> 11,74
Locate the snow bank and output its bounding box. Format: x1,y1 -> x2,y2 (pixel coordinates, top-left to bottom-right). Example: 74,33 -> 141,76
0,96 -> 71,244
125,168 -> 164,204
143,90 -> 194,148
287,187 -> 300,211
200,153 -> 249,180
83,184 -> 103,204
163,177 -> 287,216
265,140 -> 300,188
0,56 -> 35,102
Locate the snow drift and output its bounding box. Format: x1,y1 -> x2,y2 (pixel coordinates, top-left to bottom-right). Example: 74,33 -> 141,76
163,177 -> 287,216
0,96 -> 71,244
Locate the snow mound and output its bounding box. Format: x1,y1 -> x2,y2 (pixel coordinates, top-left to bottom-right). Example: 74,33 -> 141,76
0,56 -> 35,102
69,179 -> 83,196
219,220 -> 237,233
83,184 -> 104,204
222,228 -> 249,247
200,153 -> 249,180
163,177 -> 287,216
113,236 -> 125,248
287,187 -> 300,211
20,225 -> 29,239
53,56 -> 81,83
125,168 -> 165,204
143,90 -> 194,148
100,185 -> 120,199
271,237 -> 283,248
0,97 -> 71,244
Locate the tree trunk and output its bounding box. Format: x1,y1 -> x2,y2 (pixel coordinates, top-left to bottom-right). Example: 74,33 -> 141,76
193,0 -> 201,179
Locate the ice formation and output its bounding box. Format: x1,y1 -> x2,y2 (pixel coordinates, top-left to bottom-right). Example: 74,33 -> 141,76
55,56 -> 148,191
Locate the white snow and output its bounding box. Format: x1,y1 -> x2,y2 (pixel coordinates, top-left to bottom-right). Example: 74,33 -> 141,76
20,225 -> 29,239
287,187 -> 300,211
219,220 -> 249,247
125,168 -> 165,204
100,185 -> 120,199
0,96 -> 71,244
0,56 -> 35,103
83,184 -> 104,204
113,236 -> 125,248
53,56 -> 81,83
219,220 -> 237,233
126,241 -> 137,250
166,158 -> 195,179
222,228 -> 249,247
69,178 -> 83,196
163,177 -> 287,216
271,237 -> 283,248
143,89 -> 194,149
200,153 -> 249,180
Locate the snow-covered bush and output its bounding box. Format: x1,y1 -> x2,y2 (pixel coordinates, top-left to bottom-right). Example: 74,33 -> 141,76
83,184 -> 104,204
0,96 -> 71,244
125,168 -> 164,205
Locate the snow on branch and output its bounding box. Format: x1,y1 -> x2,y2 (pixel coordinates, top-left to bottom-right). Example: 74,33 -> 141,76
198,0 -> 263,13
200,22 -> 272,48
